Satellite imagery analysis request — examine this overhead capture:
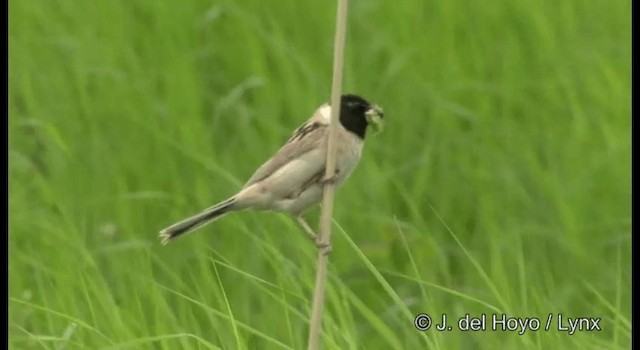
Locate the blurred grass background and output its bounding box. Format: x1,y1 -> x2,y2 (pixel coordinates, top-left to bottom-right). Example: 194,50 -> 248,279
9,0 -> 630,349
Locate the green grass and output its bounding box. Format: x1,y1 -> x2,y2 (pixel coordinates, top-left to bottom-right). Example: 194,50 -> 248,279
9,0 -> 630,349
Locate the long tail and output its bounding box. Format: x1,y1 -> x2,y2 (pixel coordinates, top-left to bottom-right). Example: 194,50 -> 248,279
159,197 -> 236,244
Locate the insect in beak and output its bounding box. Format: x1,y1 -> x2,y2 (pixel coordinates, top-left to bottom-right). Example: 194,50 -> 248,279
365,105 -> 384,134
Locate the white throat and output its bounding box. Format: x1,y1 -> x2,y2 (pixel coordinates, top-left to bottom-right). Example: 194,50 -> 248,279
319,105 -> 332,122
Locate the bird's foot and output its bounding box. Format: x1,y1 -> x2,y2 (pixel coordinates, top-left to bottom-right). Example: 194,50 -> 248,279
296,216 -> 332,255
315,238 -> 333,255
321,170 -> 340,185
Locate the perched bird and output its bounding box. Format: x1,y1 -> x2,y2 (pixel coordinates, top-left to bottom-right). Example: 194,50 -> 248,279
159,94 -> 384,246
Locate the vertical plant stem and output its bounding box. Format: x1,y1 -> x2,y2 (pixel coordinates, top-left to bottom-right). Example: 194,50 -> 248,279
307,0 -> 348,349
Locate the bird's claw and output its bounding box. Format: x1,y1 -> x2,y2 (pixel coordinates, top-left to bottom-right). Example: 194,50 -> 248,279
321,171 -> 339,185
296,216 -> 332,255
315,239 -> 332,255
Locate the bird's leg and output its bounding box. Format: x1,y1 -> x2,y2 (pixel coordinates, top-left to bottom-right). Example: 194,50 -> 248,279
296,216 -> 318,241
296,215 -> 333,255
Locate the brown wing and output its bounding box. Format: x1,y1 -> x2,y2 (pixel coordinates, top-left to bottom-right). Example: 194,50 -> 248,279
243,120 -> 328,188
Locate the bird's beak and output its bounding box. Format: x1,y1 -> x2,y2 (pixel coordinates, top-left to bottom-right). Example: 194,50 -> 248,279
365,105 -> 384,134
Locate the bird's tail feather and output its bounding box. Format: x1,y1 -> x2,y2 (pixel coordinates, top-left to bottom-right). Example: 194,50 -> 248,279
159,197 -> 236,244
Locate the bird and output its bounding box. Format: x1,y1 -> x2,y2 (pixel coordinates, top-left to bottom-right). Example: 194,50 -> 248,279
158,94 -> 384,248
